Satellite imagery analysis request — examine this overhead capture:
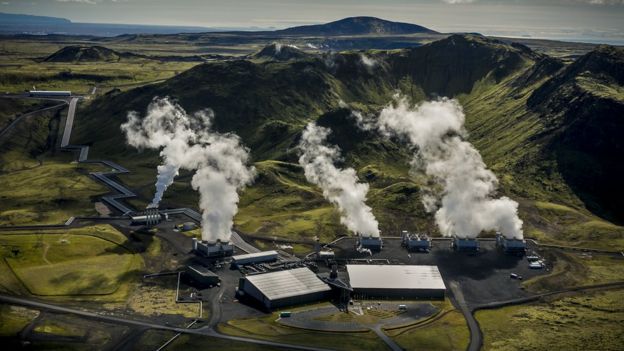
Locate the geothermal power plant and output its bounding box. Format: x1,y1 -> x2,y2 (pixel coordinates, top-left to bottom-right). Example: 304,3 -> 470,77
118,97 -> 538,314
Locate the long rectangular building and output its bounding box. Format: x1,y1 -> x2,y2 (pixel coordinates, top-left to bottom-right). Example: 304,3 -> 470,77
232,250 -> 279,266
238,267 -> 331,310
347,265 -> 446,299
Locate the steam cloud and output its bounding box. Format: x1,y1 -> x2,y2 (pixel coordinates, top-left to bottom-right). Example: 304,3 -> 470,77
298,122 -> 380,237
121,97 -> 255,242
360,54 -> 377,68
375,96 -> 523,239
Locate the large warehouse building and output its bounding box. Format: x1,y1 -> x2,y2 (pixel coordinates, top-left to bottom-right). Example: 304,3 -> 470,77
347,265 -> 446,299
238,267 -> 331,310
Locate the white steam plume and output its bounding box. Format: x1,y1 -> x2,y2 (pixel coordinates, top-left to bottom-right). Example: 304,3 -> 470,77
377,96 -> 523,239
298,122 -> 380,237
360,54 -> 377,68
121,97 -> 255,242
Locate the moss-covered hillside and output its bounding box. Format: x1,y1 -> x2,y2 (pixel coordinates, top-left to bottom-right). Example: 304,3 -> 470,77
72,34 -> 624,248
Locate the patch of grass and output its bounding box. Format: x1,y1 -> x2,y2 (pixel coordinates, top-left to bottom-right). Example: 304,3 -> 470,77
386,299 -> 469,351
0,304 -> 39,336
125,277 -> 199,318
0,160 -> 107,226
218,308 -> 389,351
34,319 -> 87,338
476,288 -> 624,351
523,251 -> 624,293
0,225 -> 143,301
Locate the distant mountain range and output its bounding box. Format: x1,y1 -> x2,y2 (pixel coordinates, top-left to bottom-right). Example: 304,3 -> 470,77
0,13 -> 435,37
0,12 -> 70,25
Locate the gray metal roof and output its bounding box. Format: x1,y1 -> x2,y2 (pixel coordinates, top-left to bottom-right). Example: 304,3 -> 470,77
245,267 -> 331,301
188,265 -> 218,277
232,250 -> 279,262
347,265 -> 446,290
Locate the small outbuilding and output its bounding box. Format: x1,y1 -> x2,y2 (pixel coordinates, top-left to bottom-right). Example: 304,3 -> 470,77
186,265 -> 220,287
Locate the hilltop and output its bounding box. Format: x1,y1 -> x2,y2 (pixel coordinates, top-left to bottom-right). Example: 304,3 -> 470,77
274,16 -> 438,36
250,43 -> 311,61
44,45 -> 137,63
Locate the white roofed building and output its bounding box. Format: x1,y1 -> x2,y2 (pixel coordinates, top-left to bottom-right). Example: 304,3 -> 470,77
346,265 -> 446,299
238,267 -> 331,310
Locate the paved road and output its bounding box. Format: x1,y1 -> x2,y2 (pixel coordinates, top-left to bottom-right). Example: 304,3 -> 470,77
449,281 -> 482,351
0,294 -> 335,351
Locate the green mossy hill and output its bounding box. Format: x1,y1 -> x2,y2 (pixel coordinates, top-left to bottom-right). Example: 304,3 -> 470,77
526,46 -> 624,223
44,45 -> 139,63
73,34 -> 624,242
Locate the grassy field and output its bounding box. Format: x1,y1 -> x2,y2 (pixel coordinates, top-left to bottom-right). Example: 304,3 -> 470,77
476,288 -> 624,351
385,299 -> 469,351
0,161 -> 107,226
523,250 -> 624,293
0,225 -> 143,301
0,39 -> 200,95
218,303 -> 390,351
0,304 -> 39,336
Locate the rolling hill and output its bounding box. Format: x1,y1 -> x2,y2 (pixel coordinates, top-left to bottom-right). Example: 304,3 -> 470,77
72,34 -> 624,247
44,45 -> 137,63
274,16 -> 438,36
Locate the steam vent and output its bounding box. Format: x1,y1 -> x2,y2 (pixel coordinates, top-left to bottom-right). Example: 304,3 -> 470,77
401,230 -> 432,252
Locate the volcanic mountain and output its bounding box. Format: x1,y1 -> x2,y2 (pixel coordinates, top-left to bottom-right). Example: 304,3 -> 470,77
274,16 -> 438,36
73,34 -> 624,244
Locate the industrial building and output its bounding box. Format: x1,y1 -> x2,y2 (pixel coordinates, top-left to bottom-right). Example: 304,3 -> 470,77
186,265 -> 220,287
357,235 -> 383,252
401,231 -> 432,252
131,207 -> 162,226
231,250 -> 279,267
237,267 -> 331,310
29,90 -> 71,97
192,238 -> 234,258
347,265 -> 446,299
496,234 -> 526,255
451,237 -> 480,253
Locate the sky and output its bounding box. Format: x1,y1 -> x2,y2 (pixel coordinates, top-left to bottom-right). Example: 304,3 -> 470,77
2,0 -> 623,43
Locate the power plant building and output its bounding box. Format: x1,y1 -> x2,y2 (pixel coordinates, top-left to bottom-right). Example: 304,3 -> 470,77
402,231 -> 432,252
451,237 -> 480,252
346,265 -> 446,299
232,250 -> 279,266
496,234 -> 526,255
357,236 -> 383,252
238,267 -> 331,310
193,239 -> 234,258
